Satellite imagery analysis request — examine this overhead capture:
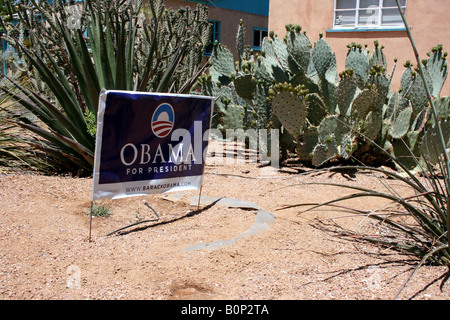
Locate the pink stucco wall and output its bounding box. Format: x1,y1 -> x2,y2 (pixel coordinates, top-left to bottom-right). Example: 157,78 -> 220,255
269,0 -> 450,95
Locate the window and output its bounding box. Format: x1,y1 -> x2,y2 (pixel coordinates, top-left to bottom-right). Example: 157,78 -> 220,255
253,27 -> 268,50
204,20 -> 221,56
334,0 -> 407,29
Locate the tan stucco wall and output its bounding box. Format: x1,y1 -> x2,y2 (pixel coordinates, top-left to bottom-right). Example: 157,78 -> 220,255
269,0 -> 450,95
165,0 -> 268,59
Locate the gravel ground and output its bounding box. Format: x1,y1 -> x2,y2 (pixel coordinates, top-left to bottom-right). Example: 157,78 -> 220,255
0,142 -> 449,301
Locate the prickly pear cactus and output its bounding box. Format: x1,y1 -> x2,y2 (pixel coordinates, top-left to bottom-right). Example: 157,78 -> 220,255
284,24 -> 312,74
425,44 -> 448,98
351,88 -> 381,126
297,126 -> 319,161
318,115 -> 350,145
236,20 -> 245,63
420,96 -> 450,164
391,106 -> 413,139
312,36 -> 335,80
234,74 -> 257,102
403,68 -> 431,116
305,93 -> 328,126
311,114 -> 353,166
203,20 -> 449,169
421,122 -> 450,165
270,85 -> 309,139
210,42 -> 235,85
426,96 -> 450,127
345,43 -> 370,87
312,142 -> 337,167
336,71 -> 358,116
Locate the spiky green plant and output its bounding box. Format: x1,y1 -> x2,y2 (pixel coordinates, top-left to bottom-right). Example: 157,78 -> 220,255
90,203 -> 111,217
1,0 -> 211,174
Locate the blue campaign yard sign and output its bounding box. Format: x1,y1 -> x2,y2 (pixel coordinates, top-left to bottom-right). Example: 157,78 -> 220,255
92,90 -> 214,200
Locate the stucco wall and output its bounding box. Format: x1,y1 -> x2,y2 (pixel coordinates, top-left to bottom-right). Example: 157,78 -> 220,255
165,0 -> 268,59
268,0 -> 450,95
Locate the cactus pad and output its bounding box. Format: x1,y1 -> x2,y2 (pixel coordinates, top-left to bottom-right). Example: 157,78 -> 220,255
312,38 -> 334,80
271,91 -> 308,138
211,44 -> 235,82
421,121 -> 450,164
336,74 -> 358,116
285,29 -> 312,73
426,47 -> 448,98
234,74 -> 257,102
318,115 -> 350,144
345,47 -> 369,87
297,126 -> 319,160
312,139 -> 338,167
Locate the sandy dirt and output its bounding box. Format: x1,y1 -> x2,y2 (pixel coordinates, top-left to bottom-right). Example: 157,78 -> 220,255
0,141 -> 449,301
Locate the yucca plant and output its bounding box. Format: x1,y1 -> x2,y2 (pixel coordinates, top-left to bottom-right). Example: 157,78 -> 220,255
1,73 -> 51,171
278,0 -> 449,298
0,0 -> 211,175
0,83 -> 31,170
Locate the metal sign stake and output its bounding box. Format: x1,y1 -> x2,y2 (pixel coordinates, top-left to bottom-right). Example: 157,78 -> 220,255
88,201 -> 94,242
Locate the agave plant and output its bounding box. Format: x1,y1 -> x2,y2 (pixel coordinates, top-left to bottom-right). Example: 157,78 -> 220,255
0,83 -> 29,169
0,0 -> 211,174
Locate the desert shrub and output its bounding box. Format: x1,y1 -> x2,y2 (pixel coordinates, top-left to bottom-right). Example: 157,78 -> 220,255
90,203 -> 111,217
277,1 -> 449,298
0,0 -> 211,175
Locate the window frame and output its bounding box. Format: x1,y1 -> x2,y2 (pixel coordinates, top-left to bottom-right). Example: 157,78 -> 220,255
333,0 -> 407,30
252,27 -> 268,51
